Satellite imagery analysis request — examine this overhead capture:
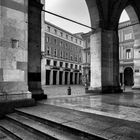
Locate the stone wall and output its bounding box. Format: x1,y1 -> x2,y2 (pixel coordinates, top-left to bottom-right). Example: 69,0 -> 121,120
0,0 -> 31,100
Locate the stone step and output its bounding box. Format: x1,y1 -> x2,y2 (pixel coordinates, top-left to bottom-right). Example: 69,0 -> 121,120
14,109 -> 107,140
0,128 -> 14,140
0,119 -> 45,140
6,112 -> 93,140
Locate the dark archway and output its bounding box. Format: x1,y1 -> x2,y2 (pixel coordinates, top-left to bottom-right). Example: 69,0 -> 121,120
124,67 -> 134,86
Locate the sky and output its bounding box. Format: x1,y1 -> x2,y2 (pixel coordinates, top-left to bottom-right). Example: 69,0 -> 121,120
45,0 -> 130,33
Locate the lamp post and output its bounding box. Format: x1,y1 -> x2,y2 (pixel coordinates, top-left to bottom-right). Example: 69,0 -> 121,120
85,68 -> 88,92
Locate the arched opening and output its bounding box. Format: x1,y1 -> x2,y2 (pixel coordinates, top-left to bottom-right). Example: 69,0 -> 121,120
119,4 -> 140,89
41,0 -> 97,92
124,67 -> 134,86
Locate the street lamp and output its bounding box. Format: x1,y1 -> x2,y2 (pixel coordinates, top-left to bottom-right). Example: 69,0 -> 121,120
85,68 -> 89,92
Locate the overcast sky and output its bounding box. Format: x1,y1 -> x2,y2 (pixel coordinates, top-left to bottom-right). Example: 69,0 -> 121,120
45,0 -> 130,33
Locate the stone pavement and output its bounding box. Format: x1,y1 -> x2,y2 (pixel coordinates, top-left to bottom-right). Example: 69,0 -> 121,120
42,85 -> 86,98
40,89 -> 140,123
18,103 -> 140,140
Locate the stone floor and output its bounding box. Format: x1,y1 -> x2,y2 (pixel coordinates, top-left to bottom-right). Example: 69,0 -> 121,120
18,103 -> 140,140
42,85 -> 86,98
10,86 -> 140,140
40,87 -> 140,123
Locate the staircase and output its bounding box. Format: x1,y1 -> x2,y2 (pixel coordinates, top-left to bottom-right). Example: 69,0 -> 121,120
0,109 -> 107,140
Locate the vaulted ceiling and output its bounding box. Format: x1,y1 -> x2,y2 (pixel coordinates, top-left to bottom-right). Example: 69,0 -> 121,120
86,0 -> 140,30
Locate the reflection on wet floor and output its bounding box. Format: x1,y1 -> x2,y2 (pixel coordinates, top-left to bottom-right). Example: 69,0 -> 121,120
40,91 -> 140,123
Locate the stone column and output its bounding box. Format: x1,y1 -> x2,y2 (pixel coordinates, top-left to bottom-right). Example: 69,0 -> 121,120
90,30 -> 102,90
73,72 -> 75,84
90,28 -> 121,93
57,71 -> 60,85
41,59 -> 46,86
77,73 -> 80,84
50,70 -> 53,85
62,71 -> 65,85
132,24 -> 140,89
67,72 -> 70,85
0,0 -> 32,101
28,0 -> 46,99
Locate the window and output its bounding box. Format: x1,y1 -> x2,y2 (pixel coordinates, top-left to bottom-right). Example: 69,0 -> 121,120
70,64 -> 73,69
66,43 -> 67,48
66,34 -> 68,39
47,26 -> 50,32
54,49 -> 57,57
47,47 -> 50,55
60,41 -> 62,46
54,29 -> 57,34
75,39 -> 77,43
46,37 -> 49,43
126,49 -> 131,59
54,61 -> 57,66
79,66 -> 81,70
80,41 -> 82,45
75,65 -> 77,69
60,62 -> 63,67
46,60 -> 50,65
60,32 -> 63,37
65,63 -> 68,68
70,55 -> 73,60
75,56 -> 77,61
124,33 -> 132,40
71,37 -> 73,41
54,39 -> 57,44
135,69 -> 139,73
66,52 -> 68,59
60,51 -> 63,58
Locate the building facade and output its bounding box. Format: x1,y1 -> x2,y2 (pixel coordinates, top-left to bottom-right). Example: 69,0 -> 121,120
82,20 -> 136,87
119,21 -> 134,86
41,22 -> 84,86
81,32 -> 92,86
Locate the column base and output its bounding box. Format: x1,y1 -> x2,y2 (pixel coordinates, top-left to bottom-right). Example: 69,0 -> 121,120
31,89 -> 47,100
132,85 -> 140,90
86,87 -> 101,93
86,86 -> 123,94
102,86 -> 123,93
0,98 -> 36,118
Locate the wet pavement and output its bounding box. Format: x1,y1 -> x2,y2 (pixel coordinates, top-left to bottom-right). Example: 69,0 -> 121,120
17,103 -> 140,140
40,88 -> 140,123
42,85 -> 86,98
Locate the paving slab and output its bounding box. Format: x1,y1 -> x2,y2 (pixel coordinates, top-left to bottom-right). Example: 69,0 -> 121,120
17,103 -> 140,140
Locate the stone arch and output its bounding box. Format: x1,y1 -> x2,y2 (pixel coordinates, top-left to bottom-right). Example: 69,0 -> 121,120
124,67 -> 134,86
124,5 -> 140,88
85,0 -> 100,28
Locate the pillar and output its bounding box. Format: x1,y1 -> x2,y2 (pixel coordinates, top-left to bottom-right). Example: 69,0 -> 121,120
50,70 -> 53,85
73,72 -> 75,84
90,28 -> 122,93
77,73 -> 80,84
41,59 -> 46,86
28,0 -> 47,99
68,72 -> 70,85
62,71 -> 65,85
132,24 -> 140,89
57,71 -> 60,85
0,0 -> 32,101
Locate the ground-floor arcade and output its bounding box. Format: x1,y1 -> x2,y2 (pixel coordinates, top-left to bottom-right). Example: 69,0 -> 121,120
41,58 -> 82,87
120,66 -> 134,87
45,69 -> 82,85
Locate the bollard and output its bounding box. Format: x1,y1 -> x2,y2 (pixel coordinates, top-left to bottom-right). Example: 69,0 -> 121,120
85,83 -> 88,93
67,86 -> 71,95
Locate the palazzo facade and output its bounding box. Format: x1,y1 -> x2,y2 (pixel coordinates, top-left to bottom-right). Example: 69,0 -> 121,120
82,20 -> 136,87
41,22 -> 83,86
